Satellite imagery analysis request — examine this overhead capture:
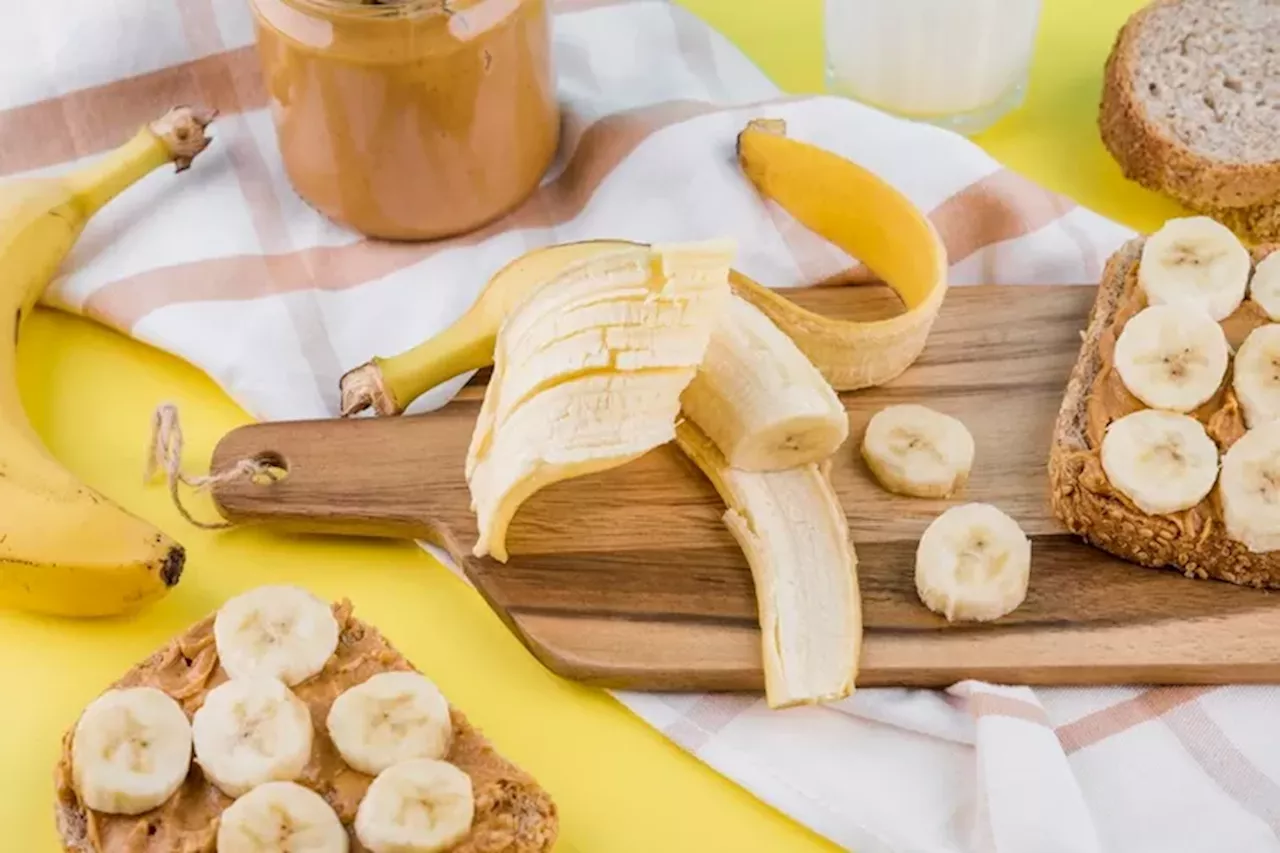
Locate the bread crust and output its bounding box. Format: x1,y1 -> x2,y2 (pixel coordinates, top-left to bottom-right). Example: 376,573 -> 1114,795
1099,0 -> 1280,215
1048,238 -> 1280,589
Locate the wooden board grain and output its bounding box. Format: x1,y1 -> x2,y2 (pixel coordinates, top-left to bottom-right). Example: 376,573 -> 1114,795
209,284 -> 1280,690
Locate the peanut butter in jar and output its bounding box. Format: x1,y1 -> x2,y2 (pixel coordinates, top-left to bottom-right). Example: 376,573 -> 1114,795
249,0 -> 559,240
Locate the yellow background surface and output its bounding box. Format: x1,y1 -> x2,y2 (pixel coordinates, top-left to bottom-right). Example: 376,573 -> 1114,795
2,0 -> 1173,850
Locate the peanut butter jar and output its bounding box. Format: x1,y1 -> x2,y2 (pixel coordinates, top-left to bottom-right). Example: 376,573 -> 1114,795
249,0 -> 559,240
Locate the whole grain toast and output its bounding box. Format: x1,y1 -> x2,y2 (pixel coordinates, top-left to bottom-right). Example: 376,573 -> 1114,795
1099,0 -> 1280,242
53,599 -> 558,853
1049,237 -> 1280,589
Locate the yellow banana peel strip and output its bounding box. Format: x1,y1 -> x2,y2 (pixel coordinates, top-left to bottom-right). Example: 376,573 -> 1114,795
733,118 -> 949,391
674,419 -> 862,708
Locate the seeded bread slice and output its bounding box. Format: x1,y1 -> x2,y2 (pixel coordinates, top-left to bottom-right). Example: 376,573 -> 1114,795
1099,0 -> 1280,241
1048,237 -> 1280,589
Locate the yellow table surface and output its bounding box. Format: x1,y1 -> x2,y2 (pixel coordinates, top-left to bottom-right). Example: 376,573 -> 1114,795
2,0 -> 1177,849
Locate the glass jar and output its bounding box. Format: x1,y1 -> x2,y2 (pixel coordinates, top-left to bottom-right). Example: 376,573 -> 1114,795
824,0 -> 1043,136
249,0 -> 559,240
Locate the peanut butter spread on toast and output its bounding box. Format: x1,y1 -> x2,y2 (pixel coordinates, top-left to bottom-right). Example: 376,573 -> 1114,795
54,602 -> 557,852
1075,250 -> 1275,537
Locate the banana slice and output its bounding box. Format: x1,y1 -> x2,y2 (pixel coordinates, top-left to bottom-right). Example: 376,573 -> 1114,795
71,687 -> 192,816
1232,324 -> 1280,428
1220,423 -> 1280,552
1112,304 -> 1229,412
1138,216 -> 1250,320
1249,253 -> 1280,320
355,759 -> 475,853
860,404 -> 975,498
214,585 -> 340,686
327,671 -> 452,777
191,676 -> 313,798
1100,409 -> 1220,515
216,781 -> 349,853
914,502 -> 1031,622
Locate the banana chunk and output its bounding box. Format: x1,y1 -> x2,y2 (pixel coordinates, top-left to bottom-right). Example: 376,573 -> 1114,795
1113,304 -> 1230,413
860,404 -> 975,498
1220,423 -> 1280,552
355,759 -> 476,853
1138,216 -> 1250,321
681,294 -> 849,472
217,781 -> 349,853
915,503 -> 1031,623
71,687 -> 192,816
191,676 -> 313,798
1100,409 -> 1219,515
214,585 -> 340,686
1249,253 -> 1280,321
1233,324 -> 1280,428
327,672 -> 453,777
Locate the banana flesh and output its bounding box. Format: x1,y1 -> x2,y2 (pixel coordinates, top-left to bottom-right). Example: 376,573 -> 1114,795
674,420 -> 861,707
1220,422 -> 1280,552
467,242 -> 734,562
1100,409 -> 1219,516
0,106 -> 212,617
1249,253 -> 1280,320
681,293 -> 849,471
217,781 -> 349,853
1137,215 -> 1250,321
1112,304 -> 1229,413
1232,324 -> 1280,428
914,502 -> 1031,623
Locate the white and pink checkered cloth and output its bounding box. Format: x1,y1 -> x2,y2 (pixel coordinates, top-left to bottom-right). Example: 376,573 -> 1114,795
10,1 -> 1280,851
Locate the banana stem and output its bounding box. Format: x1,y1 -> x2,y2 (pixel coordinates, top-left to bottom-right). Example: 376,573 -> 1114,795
341,320 -> 497,416
62,106 -> 215,219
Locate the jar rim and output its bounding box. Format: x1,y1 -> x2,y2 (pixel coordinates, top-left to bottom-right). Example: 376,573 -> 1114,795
279,0 -> 451,21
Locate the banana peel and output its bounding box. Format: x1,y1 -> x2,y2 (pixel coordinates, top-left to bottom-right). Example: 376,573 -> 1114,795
339,119 -> 948,414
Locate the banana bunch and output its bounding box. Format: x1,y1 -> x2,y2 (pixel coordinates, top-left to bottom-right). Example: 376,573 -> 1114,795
0,106 -> 214,618
70,585 -> 476,852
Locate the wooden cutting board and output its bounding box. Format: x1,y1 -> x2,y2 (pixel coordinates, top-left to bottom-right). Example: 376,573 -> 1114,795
209,284 -> 1280,691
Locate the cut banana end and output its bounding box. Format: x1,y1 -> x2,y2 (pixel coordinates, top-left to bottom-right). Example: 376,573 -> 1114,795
467,240 -> 735,562
327,671 -> 452,777
860,404 -> 974,498
213,585 -> 340,687
1138,216 -> 1250,321
356,759 -> 475,853
1113,304 -> 1229,412
681,293 -> 849,471
674,420 -> 861,708
1100,409 -> 1220,516
70,687 -> 192,816
191,676 -> 313,798
1220,422 -> 1280,552
1232,324 -> 1280,428
915,503 -> 1031,623
734,119 -> 948,391
217,781 -> 349,853
1249,253 -> 1280,321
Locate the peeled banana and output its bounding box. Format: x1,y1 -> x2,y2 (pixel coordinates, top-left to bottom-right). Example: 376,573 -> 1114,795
914,502 -> 1031,623
0,106 -> 213,617
1137,216 -> 1250,321
467,241 -> 734,562
674,419 -> 861,707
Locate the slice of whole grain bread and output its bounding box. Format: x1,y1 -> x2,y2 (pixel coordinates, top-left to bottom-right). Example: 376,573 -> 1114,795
1099,0 -> 1280,241
1048,237 -> 1280,589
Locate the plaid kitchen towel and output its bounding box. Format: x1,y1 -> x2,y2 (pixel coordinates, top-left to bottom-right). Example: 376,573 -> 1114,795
13,1 -> 1280,852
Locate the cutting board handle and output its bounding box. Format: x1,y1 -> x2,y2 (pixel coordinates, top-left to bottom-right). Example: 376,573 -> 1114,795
207,416 -> 476,547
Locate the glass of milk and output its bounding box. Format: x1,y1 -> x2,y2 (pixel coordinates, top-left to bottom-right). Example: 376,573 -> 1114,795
824,0 -> 1044,135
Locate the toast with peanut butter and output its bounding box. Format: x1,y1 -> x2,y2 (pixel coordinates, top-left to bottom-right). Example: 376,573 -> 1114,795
1049,216 -> 1280,588
53,586 -> 558,852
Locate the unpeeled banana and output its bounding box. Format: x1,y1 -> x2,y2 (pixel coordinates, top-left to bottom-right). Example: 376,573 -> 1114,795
0,106 -> 213,617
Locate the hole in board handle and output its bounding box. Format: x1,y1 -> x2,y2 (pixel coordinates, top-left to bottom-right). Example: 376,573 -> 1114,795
250,451 -> 289,486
